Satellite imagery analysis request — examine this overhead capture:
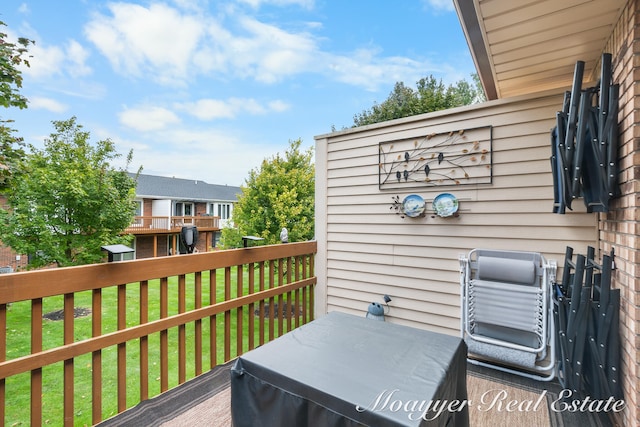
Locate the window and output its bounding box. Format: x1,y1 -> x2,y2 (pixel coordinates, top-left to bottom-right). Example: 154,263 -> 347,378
174,202 -> 193,216
132,200 -> 143,226
217,203 -> 231,220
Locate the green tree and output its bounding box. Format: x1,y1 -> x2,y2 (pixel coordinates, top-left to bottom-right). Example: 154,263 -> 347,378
0,20 -> 34,190
0,117 -> 139,268
220,139 -> 314,248
353,74 -> 485,127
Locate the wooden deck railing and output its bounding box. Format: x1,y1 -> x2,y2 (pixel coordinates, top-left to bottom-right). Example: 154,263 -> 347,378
0,241 -> 316,426
124,215 -> 220,233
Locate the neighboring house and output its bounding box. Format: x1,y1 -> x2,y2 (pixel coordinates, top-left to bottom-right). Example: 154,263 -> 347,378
0,173 -> 241,268
126,173 -> 241,258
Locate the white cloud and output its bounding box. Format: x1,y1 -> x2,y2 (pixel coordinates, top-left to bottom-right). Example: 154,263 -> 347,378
231,16 -> 318,83
423,0 -> 455,12
28,96 -> 68,113
82,2 -> 441,92
324,48 -> 433,92
65,40 -> 92,77
8,26 -> 91,81
268,99 -> 289,112
177,97 -> 290,120
84,3 -> 320,85
21,41 -> 65,79
118,106 -> 181,131
236,0 -> 315,9
184,99 -> 237,120
171,0 -> 207,12
84,3 -> 205,84
113,127 -> 269,185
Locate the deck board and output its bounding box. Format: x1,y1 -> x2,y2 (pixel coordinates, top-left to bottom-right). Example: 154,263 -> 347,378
100,360 -> 616,426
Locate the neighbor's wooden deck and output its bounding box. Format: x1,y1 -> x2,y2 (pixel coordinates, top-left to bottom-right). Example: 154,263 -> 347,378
124,215 -> 220,234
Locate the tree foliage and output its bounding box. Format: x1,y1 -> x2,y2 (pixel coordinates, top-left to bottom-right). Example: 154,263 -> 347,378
0,20 -> 33,190
0,117 -> 139,268
220,139 -> 314,248
353,74 -> 485,127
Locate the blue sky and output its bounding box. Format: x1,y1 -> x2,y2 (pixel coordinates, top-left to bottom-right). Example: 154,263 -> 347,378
2,0 -> 475,186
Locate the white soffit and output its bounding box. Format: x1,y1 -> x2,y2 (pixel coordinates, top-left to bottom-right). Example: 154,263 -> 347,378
455,0 -> 626,99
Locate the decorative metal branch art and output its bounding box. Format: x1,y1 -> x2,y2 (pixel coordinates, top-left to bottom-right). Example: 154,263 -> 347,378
379,126 -> 492,190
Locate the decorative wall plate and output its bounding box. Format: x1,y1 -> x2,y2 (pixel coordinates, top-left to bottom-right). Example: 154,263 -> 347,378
433,193 -> 459,217
402,194 -> 426,218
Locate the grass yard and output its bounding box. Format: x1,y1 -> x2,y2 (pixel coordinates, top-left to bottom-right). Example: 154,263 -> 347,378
3,265 -> 303,426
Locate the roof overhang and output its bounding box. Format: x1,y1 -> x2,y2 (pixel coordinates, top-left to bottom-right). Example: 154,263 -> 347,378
453,0 -> 626,100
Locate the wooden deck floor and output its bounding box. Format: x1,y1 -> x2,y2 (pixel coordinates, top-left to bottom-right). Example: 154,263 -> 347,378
100,361 -> 618,427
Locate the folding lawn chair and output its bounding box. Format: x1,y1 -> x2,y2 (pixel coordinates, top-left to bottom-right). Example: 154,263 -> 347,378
460,249 -> 557,381
554,246 -> 621,399
550,53 -> 619,214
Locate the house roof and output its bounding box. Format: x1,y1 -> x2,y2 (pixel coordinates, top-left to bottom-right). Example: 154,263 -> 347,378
454,0 -> 626,100
131,173 -> 242,202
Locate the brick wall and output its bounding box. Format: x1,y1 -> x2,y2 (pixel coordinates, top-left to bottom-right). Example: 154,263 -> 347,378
135,235 -> 158,259
602,1 -> 640,425
143,199 -> 153,215
0,245 -> 28,272
195,202 -> 207,216
0,195 -> 28,271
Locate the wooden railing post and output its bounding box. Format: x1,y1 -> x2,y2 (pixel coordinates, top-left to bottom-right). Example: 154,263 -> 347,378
178,275 -> 186,384
236,265 -> 244,357
117,284 -> 127,412
139,280 -> 149,401
92,289 -> 102,424
258,261 -> 265,346
30,298 -> 43,427
0,304 -> 6,425
194,272 -> 203,376
159,277 -> 169,392
209,269 -> 217,369
294,256 -> 301,328
224,267 -> 231,362
277,258 -> 284,337
268,262 -> 275,341
286,257 -> 293,332
63,293 -> 74,426
248,264 -> 255,351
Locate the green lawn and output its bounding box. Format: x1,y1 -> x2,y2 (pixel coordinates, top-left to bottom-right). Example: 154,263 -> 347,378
3,266 -> 305,426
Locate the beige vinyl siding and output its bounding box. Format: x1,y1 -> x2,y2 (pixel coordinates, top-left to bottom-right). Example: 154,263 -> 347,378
315,89 -> 598,336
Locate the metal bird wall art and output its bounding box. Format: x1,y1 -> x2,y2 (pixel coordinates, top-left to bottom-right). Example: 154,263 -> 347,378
378,126 -> 493,190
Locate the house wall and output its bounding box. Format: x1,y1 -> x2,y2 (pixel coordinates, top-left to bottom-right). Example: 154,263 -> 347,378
600,1 -> 640,425
208,201 -> 235,229
152,199 -> 171,217
315,91 -> 598,336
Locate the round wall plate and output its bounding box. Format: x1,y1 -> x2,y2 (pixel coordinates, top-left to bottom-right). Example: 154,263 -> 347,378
433,193 -> 459,217
402,194 -> 426,218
